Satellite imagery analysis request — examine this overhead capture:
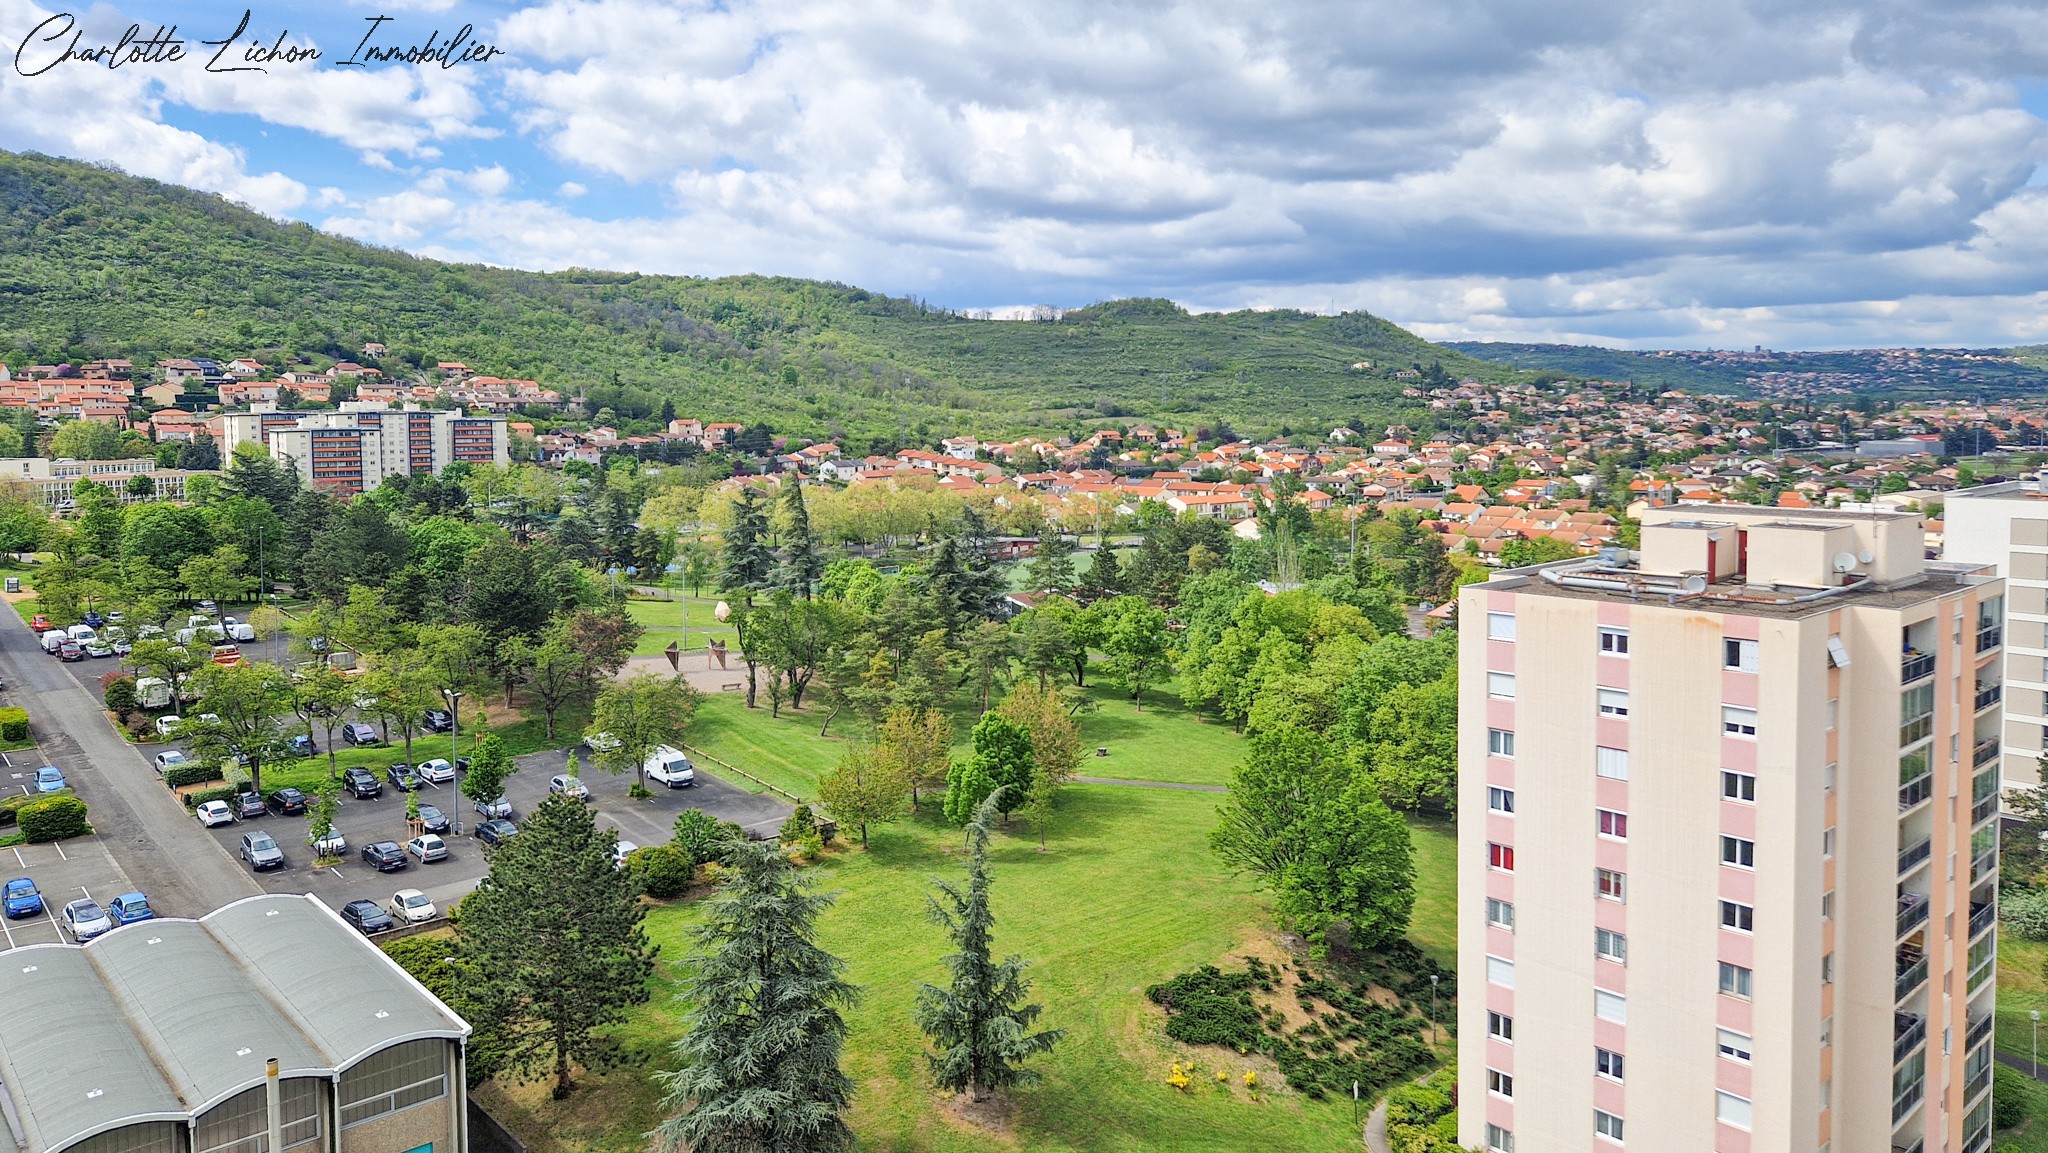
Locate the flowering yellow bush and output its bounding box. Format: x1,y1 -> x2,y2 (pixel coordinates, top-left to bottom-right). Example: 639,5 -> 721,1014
1166,1062 -> 1192,1093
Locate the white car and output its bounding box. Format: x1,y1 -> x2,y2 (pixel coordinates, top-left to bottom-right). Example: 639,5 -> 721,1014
310,827 -> 346,856
154,715 -> 182,739
614,841 -> 639,869
388,889 -> 437,923
416,759 -> 456,784
353,693 -> 377,711
548,774 -> 589,801
195,800 -> 234,827
406,834 -> 448,863
153,750 -> 187,775
583,731 -> 621,754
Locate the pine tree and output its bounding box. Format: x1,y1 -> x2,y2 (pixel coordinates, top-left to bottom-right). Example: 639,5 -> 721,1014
656,841 -> 858,1153
461,794 -> 655,1096
1024,534 -> 1076,592
915,792 -> 1063,1102
776,483 -> 823,598
719,486 -> 774,604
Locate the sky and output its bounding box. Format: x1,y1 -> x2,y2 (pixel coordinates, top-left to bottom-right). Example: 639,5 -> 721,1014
6,0 -> 2048,350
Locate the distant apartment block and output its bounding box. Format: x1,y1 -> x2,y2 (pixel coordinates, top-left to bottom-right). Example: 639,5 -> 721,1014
0,457 -> 198,509
220,408 -> 509,495
1942,479 -> 2048,794
1460,505 -> 2003,1153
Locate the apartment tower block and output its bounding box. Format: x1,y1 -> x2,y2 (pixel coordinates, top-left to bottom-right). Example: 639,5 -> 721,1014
1458,505 -> 2003,1153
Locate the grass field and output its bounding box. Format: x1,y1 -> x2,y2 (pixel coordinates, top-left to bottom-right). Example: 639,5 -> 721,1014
625,596 -> 740,658
475,786 -> 1458,1153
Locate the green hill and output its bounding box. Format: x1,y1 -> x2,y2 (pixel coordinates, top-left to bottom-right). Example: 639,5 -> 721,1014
0,150 -> 1521,441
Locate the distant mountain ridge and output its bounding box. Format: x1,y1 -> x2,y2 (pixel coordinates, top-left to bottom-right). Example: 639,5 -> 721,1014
0,150 -> 1530,441
1446,342 -> 2048,399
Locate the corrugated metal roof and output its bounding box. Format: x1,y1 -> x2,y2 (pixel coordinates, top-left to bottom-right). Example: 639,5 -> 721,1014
0,895 -> 467,1153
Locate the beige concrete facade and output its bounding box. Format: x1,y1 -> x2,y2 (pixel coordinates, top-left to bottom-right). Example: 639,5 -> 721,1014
1940,481 -> 2044,794
1459,505 -> 2000,1153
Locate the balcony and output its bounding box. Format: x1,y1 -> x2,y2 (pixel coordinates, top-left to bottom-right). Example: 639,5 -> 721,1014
1898,837 -> 1932,875
1896,951 -> 1929,1001
1968,946 -> 1996,994
1971,901 -> 1995,941
1896,1141 -> 1925,1153
1895,1013 -> 1926,1065
1968,1013 -> 1994,1052
1965,1061 -> 1992,1106
1976,682 -> 2003,712
1974,737 -> 2000,767
1898,892 -> 1931,939
1893,1075 -> 1925,1123
1899,772 -> 1934,812
1973,848 -> 1998,884
1902,650 -> 1936,683
1966,1124 -> 1993,1153
1974,792 -> 1999,826
1978,624 -> 2003,653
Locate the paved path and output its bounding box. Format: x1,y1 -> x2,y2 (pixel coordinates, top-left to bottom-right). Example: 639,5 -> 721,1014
1074,776 -> 1227,793
0,609 -> 259,918
1998,1050 -> 2048,1082
1365,1098 -> 1389,1153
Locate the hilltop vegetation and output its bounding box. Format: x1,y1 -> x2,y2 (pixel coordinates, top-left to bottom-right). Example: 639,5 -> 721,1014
0,150 -> 1522,440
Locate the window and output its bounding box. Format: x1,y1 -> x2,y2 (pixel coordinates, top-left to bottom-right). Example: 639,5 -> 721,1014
1598,688 -> 1630,718
1716,1091 -> 1752,1129
1487,898 -> 1516,931
1720,835 -> 1755,868
1720,900 -> 1754,932
1820,953 -> 1833,984
1597,809 -> 1629,839
1723,637 -> 1759,672
1485,1124 -> 1514,1153
1488,612 -> 1517,641
1488,955 -> 1515,988
1822,827 -> 1834,857
1595,1110 -> 1625,1142
1489,1011 -> 1514,1043
1599,627 -> 1630,655
1596,1047 -> 1625,1081
1819,1015 -> 1831,1047
339,1040 -> 449,1129
1722,706 -> 1758,737
1488,672 -> 1517,699
1488,787 -> 1516,814
1488,1068 -> 1514,1098
1596,927 -> 1627,964
1595,989 -> 1627,1023
1595,746 -> 1629,780
1597,868 -> 1626,902
1722,770 -> 1756,802
1489,728 -> 1516,757
1719,962 -> 1753,998
1488,842 -> 1516,871
1819,891 -> 1833,921
1717,1028 -> 1753,1062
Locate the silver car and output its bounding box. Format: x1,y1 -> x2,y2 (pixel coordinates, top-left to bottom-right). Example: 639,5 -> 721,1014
406,834 -> 449,863
548,774 -> 589,801
61,898 -> 113,942
472,795 -> 512,819
240,831 -> 284,871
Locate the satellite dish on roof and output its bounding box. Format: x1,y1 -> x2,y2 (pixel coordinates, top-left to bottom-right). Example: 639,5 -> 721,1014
1681,574 -> 1708,594
1833,552 -> 1858,573
1858,549 -> 1876,564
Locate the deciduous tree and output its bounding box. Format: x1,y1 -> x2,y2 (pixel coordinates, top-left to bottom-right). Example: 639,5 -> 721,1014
590,674 -> 703,782
816,743 -> 908,848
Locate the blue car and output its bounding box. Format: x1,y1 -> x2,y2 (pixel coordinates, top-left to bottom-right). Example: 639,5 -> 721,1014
32,766 -> 64,793
2,879 -> 41,918
106,892 -> 153,926
286,735 -> 316,757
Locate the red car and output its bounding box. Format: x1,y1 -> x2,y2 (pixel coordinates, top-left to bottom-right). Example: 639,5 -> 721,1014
29,615 -> 47,631
57,642 -> 85,662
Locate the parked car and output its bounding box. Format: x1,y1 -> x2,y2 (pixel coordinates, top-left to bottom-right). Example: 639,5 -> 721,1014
583,731 -> 622,754
58,642 -> 84,662
642,746 -> 696,789
339,899 -> 394,935
152,750 -> 187,775
548,774 -> 589,801
81,610 -> 103,629
416,804 -> 451,834
3,878 -> 42,918
106,610 -> 123,623
384,764 -> 422,792
155,715 -> 183,739
266,787 -> 308,816
61,898 -> 113,942
407,834 -> 448,863
196,600 -> 217,614
361,841 -> 407,872
310,826 -> 346,856
341,722 -> 380,747
285,734 -> 316,757
32,766 -> 65,793
472,794 -> 511,820
474,818 -> 518,846
341,767 -> 382,799
84,641 -> 113,659
307,635 -> 330,653
111,639 -> 132,657
388,889 -> 437,924
29,613 -> 47,631
614,841 -> 640,869
196,800 -> 234,827
416,758 -> 456,784
230,792 -> 267,820
422,709 -> 454,733
39,630 -> 64,656
239,831 -> 284,871
107,892 -> 153,926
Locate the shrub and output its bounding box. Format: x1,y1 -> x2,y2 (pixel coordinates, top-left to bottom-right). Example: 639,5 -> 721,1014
19,796 -> 88,842
0,707 -> 27,742
1994,1063 -> 2029,1130
103,676 -> 138,720
183,785 -> 238,810
126,716 -> 155,740
672,808 -> 742,866
2001,886 -> 2048,941
778,804 -> 818,845
630,843 -> 693,899
164,761 -> 226,789
1146,965 -> 1267,1051
0,788 -> 66,827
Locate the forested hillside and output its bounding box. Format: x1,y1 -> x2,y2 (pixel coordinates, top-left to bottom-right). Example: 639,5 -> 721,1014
0,151 -> 1522,441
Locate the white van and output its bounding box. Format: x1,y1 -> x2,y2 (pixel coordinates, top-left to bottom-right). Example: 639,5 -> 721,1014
642,746 -> 696,789
65,624 -> 95,643
39,630 -> 64,655
225,622 -> 255,643
135,678 -> 173,710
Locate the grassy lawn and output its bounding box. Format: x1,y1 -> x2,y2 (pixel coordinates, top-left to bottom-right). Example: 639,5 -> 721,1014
477,786 -> 1459,1153
683,679 -> 1245,801
2001,935 -> 2048,1064
1999,1069 -> 2048,1152
625,596 -> 739,657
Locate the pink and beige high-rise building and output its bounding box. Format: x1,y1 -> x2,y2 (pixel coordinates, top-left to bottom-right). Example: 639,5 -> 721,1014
1458,505 -> 2003,1153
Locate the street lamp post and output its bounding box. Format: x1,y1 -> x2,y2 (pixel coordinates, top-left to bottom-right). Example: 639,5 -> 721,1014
444,688 -> 463,767
1430,975 -> 1440,1048
2034,1009 -> 2041,1077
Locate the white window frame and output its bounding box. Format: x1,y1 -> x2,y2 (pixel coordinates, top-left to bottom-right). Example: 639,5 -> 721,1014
1598,688 -> 1630,718
1721,770 -> 1756,802
1488,842 -> 1516,872
1488,612 -> 1517,641
1596,868 -> 1626,903
1716,1091 -> 1752,1129
1488,1011 -> 1514,1043
1717,1028 -> 1753,1063
1720,900 -> 1754,933
1596,1047 -> 1624,1082
1488,728 -> 1516,757
1487,955 -> 1515,988
1723,637 -> 1759,672
1595,1110 -> 1625,1143
1719,962 -> 1753,998
1488,786 -> 1515,815
1595,746 -> 1629,780
1598,627 -> 1629,656
1488,672 -> 1517,700
1595,988 -> 1627,1023
1720,835 -> 1755,869
1722,705 -> 1757,737
1486,898 -> 1516,932
1597,808 -> 1628,839
1487,1068 -> 1514,1099
1595,927 -> 1627,964
1486,1123 -> 1515,1153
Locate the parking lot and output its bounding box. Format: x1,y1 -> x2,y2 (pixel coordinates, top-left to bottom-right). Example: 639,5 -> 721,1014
0,834 -> 147,948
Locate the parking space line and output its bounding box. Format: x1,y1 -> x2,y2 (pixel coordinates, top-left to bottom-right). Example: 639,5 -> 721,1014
328,867 -> 343,879
8,848 -> 19,869
76,885 -> 89,900
0,918 -> 15,950
43,909 -> 60,941
52,843 -> 65,862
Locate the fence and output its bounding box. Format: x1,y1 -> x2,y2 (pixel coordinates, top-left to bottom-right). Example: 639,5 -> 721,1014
676,742 -> 806,805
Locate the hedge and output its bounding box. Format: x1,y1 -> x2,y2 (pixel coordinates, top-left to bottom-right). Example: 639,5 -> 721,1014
0,707 -> 27,742
0,788 -> 66,827
19,796 -> 88,842
629,844 -> 693,899
184,785 -> 238,810
164,761 -> 226,789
